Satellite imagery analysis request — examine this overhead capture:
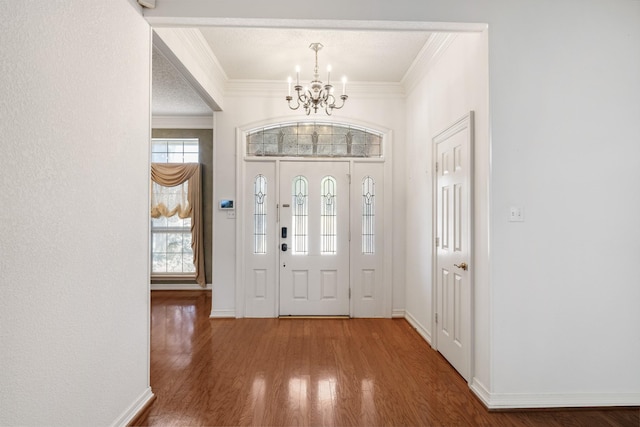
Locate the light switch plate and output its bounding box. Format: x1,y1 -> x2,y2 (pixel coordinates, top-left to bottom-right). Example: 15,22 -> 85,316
509,206 -> 524,222
227,210 -> 236,219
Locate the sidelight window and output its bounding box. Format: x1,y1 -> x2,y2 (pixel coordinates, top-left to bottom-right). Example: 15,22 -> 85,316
291,176 -> 308,254
253,175 -> 267,254
362,176 -> 375,254
320,176 -> 337,254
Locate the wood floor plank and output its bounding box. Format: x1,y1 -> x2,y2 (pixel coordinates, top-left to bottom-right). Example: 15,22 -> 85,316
134,291 -> 640,427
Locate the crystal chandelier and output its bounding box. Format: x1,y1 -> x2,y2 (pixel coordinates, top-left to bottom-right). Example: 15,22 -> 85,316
286,43 -> 348,115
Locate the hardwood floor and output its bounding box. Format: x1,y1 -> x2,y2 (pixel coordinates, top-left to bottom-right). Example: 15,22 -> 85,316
134,291 -> 639,427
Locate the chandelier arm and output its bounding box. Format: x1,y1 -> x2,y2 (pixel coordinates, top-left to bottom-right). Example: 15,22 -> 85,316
286,95 -> 301,110
330,94 -> 349,110
325,104 -> 333,115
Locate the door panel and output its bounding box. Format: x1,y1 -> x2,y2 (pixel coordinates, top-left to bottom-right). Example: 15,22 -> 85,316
279,161 -> 350,316
243,161 -> 277,317
435,113 -> 473,381
350,162 -> 385,317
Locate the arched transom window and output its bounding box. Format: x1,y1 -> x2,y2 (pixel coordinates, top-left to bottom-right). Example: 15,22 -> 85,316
247,122 -> 382,158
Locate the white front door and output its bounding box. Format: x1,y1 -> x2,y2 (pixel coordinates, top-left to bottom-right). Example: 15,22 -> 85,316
279,161 -> 350,316
435,113 -> 473,381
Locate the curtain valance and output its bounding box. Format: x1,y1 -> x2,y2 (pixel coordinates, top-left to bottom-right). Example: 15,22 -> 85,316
150,163 -> 205,287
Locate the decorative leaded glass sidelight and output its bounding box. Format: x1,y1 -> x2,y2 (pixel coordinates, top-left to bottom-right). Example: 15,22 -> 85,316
291,176 -> 309,254
247,123 -> 382,158
320,176 -> 337,254
362,176 -> 375,254
253,175 -> 267,254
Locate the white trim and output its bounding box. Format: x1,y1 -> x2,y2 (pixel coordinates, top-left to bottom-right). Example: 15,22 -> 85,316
145,16 -> 488,34
210,113 -> 220,319
391,309 -> 405,318
150,283 -> 212,291
382,131 -> 393,317
110,387 -> 154,427
402,33 -> 458,93
152,115 -> 213,129
238,114 -> 393,139
153,28 -> 225,111
210,309 -> 236,318
469,378 -> 492,407
404,310 -> 432,345
471,388 -> 640,409
235,127 -> 245,318
225,80 -> 405,99
144,28 -> 153,423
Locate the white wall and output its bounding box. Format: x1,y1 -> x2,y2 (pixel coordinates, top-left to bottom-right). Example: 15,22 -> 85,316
147,0 -> 640,407
404,32 -> 490,391
0,1 -> 153,425
487,1 -> 640,404
211,89 -> 406,316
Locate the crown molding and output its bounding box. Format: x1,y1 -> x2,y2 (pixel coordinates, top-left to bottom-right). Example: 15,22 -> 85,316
225,80 -> 405,99
176,28 -> 228,82
401,32 -> 458,93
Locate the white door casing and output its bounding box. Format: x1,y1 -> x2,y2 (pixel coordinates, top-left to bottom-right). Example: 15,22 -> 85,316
237,121 -> 392,319
434,112 -> 474,382
279,161 -> 350,316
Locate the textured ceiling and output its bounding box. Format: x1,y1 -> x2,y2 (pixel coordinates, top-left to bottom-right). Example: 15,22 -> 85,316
199,27 -> 432,83
152,48 -> 213,116
151,27 -> 432,116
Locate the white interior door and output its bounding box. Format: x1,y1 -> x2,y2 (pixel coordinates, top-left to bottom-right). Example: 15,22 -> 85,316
435,113 -> 473,381
279,161 -> 350,316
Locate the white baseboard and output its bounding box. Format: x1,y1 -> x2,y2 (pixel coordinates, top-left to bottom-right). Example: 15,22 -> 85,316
151,283 -> 212,291
469,379 -> 640,409
469,378 -> 491,407
404,310 -> 432,345
486,392 -> 640,409
392,308 -> 406,318
110,387 -> 154,427
210,309 -> 235,318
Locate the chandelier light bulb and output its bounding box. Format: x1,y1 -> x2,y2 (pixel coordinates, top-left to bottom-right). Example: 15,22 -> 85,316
295,65 -> 300,85
287,76 -> 292,97
342,76 -> 347,95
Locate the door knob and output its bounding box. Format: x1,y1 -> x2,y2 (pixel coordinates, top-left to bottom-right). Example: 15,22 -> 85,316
454,262 -> 468,271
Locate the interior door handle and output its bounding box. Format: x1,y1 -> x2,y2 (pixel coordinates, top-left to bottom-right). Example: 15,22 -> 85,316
454,262 -> 468,271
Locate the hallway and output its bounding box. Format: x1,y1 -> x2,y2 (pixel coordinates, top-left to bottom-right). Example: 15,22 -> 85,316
134,291 -> 639,426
